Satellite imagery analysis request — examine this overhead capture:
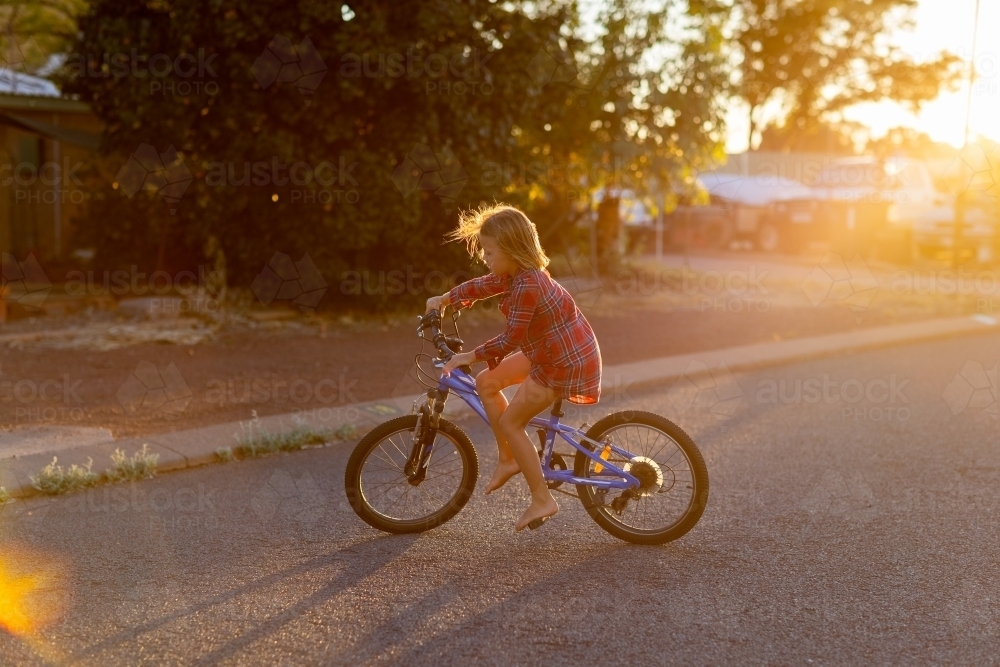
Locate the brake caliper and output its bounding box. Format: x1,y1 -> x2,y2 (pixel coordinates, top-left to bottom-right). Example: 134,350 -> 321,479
404,407 -> 427,479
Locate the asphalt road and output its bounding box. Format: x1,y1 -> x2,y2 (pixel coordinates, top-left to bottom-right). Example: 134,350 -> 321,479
2,333 -> 1000,665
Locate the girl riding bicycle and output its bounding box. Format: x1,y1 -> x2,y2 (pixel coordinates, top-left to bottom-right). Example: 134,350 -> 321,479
425,204 -> 602,532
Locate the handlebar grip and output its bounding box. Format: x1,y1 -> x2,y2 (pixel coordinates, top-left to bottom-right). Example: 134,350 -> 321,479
418,309 -> 441,331
420,309 -> 453,359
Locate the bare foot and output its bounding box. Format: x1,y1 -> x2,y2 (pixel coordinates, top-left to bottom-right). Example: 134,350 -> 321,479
484,458 -> 521,495
514,497 -> 559,532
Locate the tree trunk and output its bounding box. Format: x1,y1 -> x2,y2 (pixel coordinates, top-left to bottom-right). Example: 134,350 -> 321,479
596,194 -> 621,275
155,219 -> 169,273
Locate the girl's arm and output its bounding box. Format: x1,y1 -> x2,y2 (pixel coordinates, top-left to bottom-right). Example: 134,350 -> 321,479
471,278 -> 539,362
436,273 -> 508,312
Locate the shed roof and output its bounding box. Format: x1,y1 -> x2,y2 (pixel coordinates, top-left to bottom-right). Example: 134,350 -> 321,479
697,172 -> 815,207
0,67 -> 60,97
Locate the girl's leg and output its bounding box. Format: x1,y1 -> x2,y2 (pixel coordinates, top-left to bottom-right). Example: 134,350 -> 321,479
498,376 -> 561,531
475,352 -> 531,494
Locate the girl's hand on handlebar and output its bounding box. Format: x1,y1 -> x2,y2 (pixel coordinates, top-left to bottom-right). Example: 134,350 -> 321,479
425,295 -> 448,314
442,351 -> 476,376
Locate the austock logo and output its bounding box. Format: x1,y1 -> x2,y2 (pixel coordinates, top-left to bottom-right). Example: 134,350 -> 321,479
250,468 -> 333,524
250,252 -> 328,310
0,35 -> 39,75
251,35 -> 327,94
2,371 -> 85,425
116,361 -> 193,416
5,158 -> 86,205
204,373 -> 358,407
756,373 -> 910,422
526,47 -> 589,90
117,150 -> 360,209
666,360 -> 743,420
391,144 -> 467,205
61,48 -> 220,97
800,469 -> 877,526
802,252 -> 878,309
946,143 -> 1000,204
1,253 -> 51,310
390,367 -> 424,414
116,144 -> 193,214
552,252 -> 602,309
943,360 -> 997,421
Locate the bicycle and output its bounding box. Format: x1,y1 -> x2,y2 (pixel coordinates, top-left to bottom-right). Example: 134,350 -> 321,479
344,309 -> 709,545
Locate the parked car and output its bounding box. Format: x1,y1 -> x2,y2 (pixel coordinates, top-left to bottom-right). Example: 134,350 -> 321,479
912,190 -> 999,263
759,198 -> 828,253
759,156 -> 947,259
665,200 -> 736,250
690,172 -> 815,251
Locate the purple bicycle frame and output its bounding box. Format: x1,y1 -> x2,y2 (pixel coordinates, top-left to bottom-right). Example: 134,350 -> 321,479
434,366 -> 640,491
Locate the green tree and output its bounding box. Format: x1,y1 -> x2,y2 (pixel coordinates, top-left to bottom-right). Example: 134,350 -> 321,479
486,0 -> 730,272
758,118 -> 864,155
62,0 -> 581,307
61,0 -> 731,304
865,125 -> 960,160
0,0 -> 85,72
724,0 -> 963,151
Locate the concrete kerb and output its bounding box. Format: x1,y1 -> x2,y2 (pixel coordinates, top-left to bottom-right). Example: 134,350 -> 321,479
611,314 -> 1000,393
0,314 -> 996,501
1,440 -> 184,500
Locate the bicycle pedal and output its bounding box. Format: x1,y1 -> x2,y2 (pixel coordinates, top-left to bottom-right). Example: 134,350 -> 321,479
528,516 -> 550,530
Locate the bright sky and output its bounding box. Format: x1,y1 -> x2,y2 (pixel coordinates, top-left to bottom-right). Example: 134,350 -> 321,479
724,0 -> 1000,152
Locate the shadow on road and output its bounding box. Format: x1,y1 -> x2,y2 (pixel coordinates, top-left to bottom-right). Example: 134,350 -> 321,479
71,533 -> 418,665
346,539 -> 706,664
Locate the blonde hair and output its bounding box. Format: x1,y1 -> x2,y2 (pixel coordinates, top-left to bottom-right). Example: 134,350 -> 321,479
448,204 -> 549,270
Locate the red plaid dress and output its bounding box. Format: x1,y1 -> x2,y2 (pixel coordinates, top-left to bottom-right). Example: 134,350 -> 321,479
447,269 -> 602,404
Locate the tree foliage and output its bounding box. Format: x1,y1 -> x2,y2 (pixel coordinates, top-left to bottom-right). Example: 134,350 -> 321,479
60,0 -> 728,303
723,0 -> 964,150
758,118 -> 864,154
479,0 -> 730,271
0,0 -> 85,72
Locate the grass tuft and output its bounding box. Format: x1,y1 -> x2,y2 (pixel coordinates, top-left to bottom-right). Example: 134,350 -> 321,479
0,487 -> 8,504
106,444 -> 159,483
236,411 -> 333,458
215,446 -> 234,462
334,424 -> 357,440
31,457 -> 101,495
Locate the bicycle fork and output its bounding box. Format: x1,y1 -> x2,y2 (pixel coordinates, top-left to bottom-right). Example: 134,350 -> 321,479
405,388 -> 448,485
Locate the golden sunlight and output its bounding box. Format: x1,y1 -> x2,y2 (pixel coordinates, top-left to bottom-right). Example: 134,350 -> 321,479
0,546 -> 67,637
726,0 -> 1000,151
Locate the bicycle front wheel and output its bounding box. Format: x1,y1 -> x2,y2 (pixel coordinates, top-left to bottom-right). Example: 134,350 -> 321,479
345,414 -> 478,534
574,411 -> 709,545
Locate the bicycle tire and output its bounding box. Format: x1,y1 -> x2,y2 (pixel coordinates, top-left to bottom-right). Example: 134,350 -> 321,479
345,414 -> 478,534
574,410 -> 709,545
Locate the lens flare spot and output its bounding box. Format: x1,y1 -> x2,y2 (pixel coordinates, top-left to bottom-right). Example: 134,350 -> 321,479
0,546 -> 67,637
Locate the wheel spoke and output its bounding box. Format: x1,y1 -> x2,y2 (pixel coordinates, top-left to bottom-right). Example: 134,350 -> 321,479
358,425 -> 469,522
372,447 -> 402,470
589,423 -> 697,533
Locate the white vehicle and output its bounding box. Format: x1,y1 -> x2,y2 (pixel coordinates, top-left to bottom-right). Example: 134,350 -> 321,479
697,172 -> 815,251
815,156 -> 941,216
756,156 -> 948,259
912,190 -> 998,263
820,157 -> 946,259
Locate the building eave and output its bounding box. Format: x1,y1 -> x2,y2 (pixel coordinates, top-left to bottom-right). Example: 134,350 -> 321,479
0,94 -> 91,114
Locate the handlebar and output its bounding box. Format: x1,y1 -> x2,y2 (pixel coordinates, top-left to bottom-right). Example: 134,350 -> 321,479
418,309 -> 455,360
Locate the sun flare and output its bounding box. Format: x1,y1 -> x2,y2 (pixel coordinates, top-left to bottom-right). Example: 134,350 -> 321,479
0,547 -> 67,637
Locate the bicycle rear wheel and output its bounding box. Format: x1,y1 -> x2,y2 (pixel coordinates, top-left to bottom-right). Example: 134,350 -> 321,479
574,411 -> 709,545
345,414 -> 478,534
